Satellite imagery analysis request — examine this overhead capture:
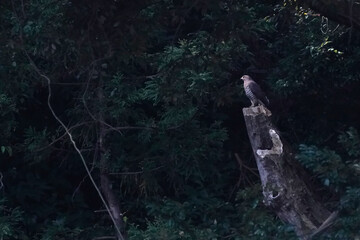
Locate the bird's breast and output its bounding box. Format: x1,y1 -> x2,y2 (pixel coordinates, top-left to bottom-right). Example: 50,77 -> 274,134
245,86 -> 256,101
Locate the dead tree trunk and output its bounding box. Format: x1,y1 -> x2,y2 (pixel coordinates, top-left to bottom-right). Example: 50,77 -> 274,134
97,82 -> 127,240
243,105 -> 336,239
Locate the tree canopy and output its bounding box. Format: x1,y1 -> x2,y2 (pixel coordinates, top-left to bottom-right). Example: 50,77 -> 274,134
0,0 -> 359,239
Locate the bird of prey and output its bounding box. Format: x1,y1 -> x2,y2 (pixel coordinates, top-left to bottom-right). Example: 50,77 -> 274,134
241,75 -> 269,107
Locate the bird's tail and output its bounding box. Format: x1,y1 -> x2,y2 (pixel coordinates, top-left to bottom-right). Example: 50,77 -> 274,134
265,96 -> 270,106
260,97 -> 269,107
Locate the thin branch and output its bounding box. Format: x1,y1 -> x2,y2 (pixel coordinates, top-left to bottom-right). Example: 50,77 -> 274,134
35,121 -> 93,152
0,172 -> 3,190
72,138 -> 99,201
105,126 -> 155,133
104,116 -> 197,133
13,4 -> 124,238
24,53 -> 125,240
234,153 -> 259,177
82,67 -> 124,136
348,0 -> 354,44
228,153 -> 259,200
92,237 -> 116,240
51,82 -> 96,85
94,209 -> 109,213
79,18 -> 125,137
109,166 -> 164,176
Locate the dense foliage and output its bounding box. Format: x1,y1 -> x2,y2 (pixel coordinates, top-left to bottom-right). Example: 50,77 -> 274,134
0,0 -> 359,239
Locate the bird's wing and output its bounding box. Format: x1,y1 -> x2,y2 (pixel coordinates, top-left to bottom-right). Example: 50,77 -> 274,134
249,81 -> 266,98
249,81 -> 269,105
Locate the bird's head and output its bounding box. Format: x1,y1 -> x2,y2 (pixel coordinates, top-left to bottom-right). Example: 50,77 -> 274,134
241,75 -> 251,81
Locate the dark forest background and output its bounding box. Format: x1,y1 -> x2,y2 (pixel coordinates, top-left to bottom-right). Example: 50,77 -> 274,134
1,0 -> 360,239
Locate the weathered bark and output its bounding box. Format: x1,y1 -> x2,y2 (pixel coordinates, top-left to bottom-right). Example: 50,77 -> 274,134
99,171 -> 127,240
98,84 -> 127,240
243,106 -> 335,239
300,0 -> 360,30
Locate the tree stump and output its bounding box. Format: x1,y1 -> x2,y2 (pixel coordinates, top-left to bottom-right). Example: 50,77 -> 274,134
243,105 -> 336,239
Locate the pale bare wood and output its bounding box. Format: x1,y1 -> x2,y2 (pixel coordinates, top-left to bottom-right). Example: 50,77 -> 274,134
243,105 -> 336,239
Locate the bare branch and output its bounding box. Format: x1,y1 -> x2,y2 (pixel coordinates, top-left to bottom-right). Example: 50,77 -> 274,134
0,172 -> 3,190
234,153 -> 259,177
35,121 -> 93,152
92,237 -> 116,240
109,166 -> 164,176
24,52 -> 125,240
82,67 -> 124,136
72,140 -> 99,201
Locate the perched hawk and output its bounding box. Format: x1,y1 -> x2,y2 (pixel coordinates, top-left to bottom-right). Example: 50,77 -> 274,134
241,75 -> 269,107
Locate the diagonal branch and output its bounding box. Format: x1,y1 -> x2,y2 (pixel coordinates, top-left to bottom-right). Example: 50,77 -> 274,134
24,52 -> 125,240
35,121 -> 93,152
